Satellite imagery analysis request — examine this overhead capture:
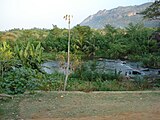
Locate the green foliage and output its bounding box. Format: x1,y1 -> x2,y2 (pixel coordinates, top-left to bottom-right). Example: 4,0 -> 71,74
42,52 -> 57,60
94,80 -> 125,91
39,72 -> 64,91
0,24 -> 160,94
42,27 -> 67,52
142,54 -> 160,68
154,79 -> 160,88
66,78 -> 152,91
0,42 -> 13,60
0,67 -> 65,94
0,41 -> 46,94
133,77 -> 151,90
140,0 -> 160,20
0,42 -> 14,79
125,23 -> 152,55
107,42 -> 128,59
72,25 -> 94,56
72,61 -> 122,82
0,67 -> 41,94
128,55 -> 142,61
92,30 -> 107,57
36,24 -> 159,69
14,41 -> 43,70
17,29 -> 49,42
104,24 -> 118,42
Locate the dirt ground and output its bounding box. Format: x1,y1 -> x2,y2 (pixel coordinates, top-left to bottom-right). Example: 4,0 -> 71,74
1,91 -> 160,120
22,91 -> 160,120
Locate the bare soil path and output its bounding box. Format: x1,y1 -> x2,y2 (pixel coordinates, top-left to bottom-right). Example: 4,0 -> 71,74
1,91 -> 160,120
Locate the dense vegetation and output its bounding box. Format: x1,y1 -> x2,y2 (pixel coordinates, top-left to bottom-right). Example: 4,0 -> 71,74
140,0 -> 160,20
0,23 -> 160,94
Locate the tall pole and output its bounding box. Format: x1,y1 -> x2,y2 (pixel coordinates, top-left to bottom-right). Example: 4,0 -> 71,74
63,15 -> 72,91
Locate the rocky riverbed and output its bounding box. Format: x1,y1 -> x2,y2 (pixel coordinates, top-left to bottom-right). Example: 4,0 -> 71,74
42,59 -> 160,79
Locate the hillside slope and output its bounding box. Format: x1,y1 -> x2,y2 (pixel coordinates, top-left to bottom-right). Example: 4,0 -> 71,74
80,2 -> 159,29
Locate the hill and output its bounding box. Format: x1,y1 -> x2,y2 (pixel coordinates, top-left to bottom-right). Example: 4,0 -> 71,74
80,2 -> 159,29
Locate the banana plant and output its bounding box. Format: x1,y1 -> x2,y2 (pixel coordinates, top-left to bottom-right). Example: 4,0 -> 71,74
15,42 -> 43,70
0,42 -> 13,79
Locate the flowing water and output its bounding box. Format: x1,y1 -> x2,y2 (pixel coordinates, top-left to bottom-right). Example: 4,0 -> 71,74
42,59 -> 160,79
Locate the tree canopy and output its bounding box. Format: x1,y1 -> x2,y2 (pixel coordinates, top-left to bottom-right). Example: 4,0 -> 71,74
141,0 -> 160,20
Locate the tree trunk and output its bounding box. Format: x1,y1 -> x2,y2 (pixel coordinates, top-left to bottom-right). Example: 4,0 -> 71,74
64,21 -> 71,91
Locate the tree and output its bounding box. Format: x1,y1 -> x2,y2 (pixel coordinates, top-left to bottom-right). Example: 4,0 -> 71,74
141,0 -> 160,20
43,27 -> 68,52
63,15 -> 73,91
103,24 -> 118,43
72,25 -> 93,55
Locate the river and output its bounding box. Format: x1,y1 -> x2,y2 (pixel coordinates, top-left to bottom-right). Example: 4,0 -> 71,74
41,59 -> 160,79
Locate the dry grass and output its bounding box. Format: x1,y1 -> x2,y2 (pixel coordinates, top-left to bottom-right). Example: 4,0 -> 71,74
0,91 -> 160,120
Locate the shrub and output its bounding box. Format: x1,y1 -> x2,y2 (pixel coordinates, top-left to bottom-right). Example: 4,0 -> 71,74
142,54 -> 160,68
0,42 -> 14,79
14,41 -> 43,70
0,67 -> 41,94
72,61 -> 122,82
39,72 -> 64,91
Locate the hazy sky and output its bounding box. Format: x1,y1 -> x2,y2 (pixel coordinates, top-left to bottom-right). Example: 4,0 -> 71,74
0,0 -> 152,31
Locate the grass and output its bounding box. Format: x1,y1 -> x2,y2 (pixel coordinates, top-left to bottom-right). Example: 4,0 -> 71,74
0,95 -> 22,120
66,78 -> 156,91
0,91 -> 160,120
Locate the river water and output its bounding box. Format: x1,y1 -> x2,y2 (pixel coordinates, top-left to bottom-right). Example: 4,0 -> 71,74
41,59 -> 160,79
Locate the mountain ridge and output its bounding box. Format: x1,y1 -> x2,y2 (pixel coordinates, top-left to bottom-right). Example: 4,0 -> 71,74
80,2 -> 159,29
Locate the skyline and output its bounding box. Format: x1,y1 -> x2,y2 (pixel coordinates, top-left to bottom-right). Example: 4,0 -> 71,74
0,0 -> 152,31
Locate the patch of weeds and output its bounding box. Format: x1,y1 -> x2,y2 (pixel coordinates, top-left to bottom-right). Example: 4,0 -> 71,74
67,78 -> 90,91
120,81 -> 136,91
67,79 -> 126,91
153,79 -> 160,88
39,72 -> 65,91
133,77 -> 151,90
102,80 -> 126,91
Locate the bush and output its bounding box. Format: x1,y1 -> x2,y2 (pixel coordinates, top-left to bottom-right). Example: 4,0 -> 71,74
133,77 -> 151,90
0,67 -> 41,94
39,72 -> 64,91
142,54 -> 160,68
14,41 -> 43,70
0,42 -> 14,79
0,66 -> 66,94
153,79 -> 160,88
72,61 -> 122,82
128,55 -> 142,61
